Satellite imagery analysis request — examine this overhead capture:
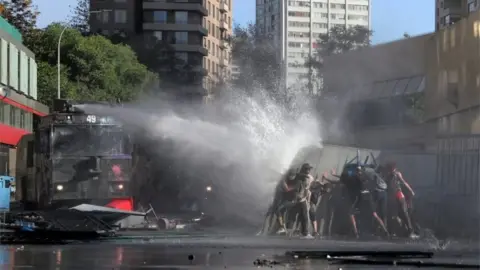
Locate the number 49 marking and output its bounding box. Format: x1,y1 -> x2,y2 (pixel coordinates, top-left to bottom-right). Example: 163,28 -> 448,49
86,115 -> 97,123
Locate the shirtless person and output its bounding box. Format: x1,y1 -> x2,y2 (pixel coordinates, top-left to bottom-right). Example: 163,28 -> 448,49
384,162 -> 419,239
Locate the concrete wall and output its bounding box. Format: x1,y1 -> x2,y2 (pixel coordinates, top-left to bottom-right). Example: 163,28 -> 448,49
425,8 -> 480,134
353,122 -> 437,151
320,34 -> 433,149
322,34 -> 431,94
322,8 -> 480,136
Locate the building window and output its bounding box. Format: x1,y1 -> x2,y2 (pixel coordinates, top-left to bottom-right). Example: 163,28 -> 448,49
17,50 -> 20,91
153,11 -> 167,23
114,9 -> 127,23
9,106 -> 16,127
102,10 -> 109,23
153,31 -> 162,41
348,15 -> 367,21
331,3 -> 346,9
444,15 -> 451,25
288,21 -> 309,28
175,11 -> 188,24
468,2 -> 477,13
174,32 -> 188,44
312,22 -> 327,29
347,4 -> 368,11
0,102 -> 3,123
19,110 -> 25,129
288,11 -> 310,17
313,2 -> 327,8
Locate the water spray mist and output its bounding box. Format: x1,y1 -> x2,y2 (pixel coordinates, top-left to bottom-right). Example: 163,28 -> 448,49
79,85 -> 322,227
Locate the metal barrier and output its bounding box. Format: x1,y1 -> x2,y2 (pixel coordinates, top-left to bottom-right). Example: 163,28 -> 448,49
296,139 -> 480,239
434,135 -> 480,239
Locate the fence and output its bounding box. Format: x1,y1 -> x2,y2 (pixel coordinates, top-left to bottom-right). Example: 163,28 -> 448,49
294,139 -> 480,239
434,135 -> 480,238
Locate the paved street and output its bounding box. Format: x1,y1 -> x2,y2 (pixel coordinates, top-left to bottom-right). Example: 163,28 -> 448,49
0,231 -> 478,269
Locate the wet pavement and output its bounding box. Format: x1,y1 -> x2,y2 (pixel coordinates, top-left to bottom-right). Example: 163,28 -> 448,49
0,232 -> 478,269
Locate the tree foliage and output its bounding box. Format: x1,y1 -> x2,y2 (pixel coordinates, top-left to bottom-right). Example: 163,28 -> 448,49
0,0 -> 39,43
30,24 -> 158,107
306,25 -> 372,95
36,61 -> 77,107
317,25 -> 371,56
229,23 -> 285,102
70,0 -> 90,35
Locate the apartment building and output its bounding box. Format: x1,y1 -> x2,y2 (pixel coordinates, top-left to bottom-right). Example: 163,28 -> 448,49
436,0 -> 478,30
0,16 -> 49,175
230,59 -> 240,80
256,0 -> 371,87
89,0 -> 233,100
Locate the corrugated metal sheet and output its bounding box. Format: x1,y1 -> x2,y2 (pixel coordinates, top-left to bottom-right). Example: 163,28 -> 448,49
434,135 -> 480,238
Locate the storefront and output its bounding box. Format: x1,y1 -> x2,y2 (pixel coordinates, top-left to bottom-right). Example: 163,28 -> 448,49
0,16 -> 49,176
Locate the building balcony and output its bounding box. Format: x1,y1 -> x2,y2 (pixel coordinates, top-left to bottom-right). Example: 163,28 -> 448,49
440,6 -> 462,20
219,1 -> 228,13
143,23 -> 208,36
171,44 -> 208,56
157,64 -> 207,76
192,65 -> 208,75
143,0 -> 208,16
219,19 -> 228,30
219,57 -> 228,67
219,39 -> 228,49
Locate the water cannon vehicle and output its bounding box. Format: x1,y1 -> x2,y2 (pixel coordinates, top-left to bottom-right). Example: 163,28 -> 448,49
1,99 -> 152,243
5,99 -> 215,243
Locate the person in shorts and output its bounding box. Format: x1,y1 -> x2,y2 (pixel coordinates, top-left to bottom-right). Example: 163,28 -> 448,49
341,165 -> 389,238
384,162 -> 418,239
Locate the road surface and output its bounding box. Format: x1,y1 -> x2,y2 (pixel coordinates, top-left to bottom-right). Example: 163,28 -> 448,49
0,232 -> 478,269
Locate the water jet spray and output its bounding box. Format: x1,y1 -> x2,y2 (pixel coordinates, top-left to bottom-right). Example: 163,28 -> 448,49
79,86 -> 322,228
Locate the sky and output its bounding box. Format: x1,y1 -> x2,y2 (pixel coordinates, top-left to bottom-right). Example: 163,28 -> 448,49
33,0 -> 434,45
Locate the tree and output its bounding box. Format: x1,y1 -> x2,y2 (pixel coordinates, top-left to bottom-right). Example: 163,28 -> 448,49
306,25 -> 372,96
30,24 -> 158,107
229,23 -> 285,103
70,0 -> 90,35
36,61 -> 77,108
0,0 -> 39,43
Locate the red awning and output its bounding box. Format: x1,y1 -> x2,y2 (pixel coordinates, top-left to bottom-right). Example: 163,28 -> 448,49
0,123 -> 30,146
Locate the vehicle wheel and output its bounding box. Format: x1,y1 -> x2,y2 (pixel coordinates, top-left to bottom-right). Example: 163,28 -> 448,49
157,218 -> 170,230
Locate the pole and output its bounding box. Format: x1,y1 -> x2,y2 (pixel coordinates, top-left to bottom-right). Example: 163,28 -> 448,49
57,25 -> 68,99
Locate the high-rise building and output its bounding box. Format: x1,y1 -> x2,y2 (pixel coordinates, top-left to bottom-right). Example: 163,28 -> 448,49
436,0 -> 478,30
255,0 -> 371,87
89,0 -> 233,100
